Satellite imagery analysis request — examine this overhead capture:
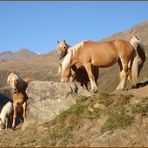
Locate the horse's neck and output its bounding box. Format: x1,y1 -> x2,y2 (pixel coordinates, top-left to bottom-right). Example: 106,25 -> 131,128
67,44 -> 71,51
18,79 -> 27,92
62,48 -> 73,71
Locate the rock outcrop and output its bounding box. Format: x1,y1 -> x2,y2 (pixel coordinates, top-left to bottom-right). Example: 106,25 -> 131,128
26,81 -> 92,124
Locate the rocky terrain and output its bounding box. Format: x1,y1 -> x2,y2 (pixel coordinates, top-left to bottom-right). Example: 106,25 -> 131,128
0,82 -> 147,147
0,20 -> 147,147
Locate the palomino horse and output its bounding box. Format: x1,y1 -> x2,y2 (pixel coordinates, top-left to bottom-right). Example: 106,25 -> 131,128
129,35 -> 146,88
57,40 -> 99,88
7,72 -> 31,129
0,101 -> 13,130
59,38 -> 145,92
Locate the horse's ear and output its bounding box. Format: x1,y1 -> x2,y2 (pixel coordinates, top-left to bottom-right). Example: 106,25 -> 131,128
7,76 -> 10,84
135,35 -> 140,40
57,41 -> 60,44
64,40 -> 67,44
12,71 -> 16,74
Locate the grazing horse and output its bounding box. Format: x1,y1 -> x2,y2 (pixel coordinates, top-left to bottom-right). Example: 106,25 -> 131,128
129,35 -> 146,88
57,40 -> 99,88
59,38 -> 145,93
7,72 -> 31,129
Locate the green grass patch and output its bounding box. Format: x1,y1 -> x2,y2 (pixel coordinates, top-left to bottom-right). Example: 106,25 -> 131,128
116,94 -> 134,106
88,108 -> 101,120
93,92 -> 113,106
101,106 -> 134,133
131,97 -> 148,114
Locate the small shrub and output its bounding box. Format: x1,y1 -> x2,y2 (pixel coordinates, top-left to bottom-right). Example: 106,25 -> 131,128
131,97 -> 148,114
116,94 -> 134,106
101,106 -> 134,133
88,108 -> 101,120
93,92 -> 113,106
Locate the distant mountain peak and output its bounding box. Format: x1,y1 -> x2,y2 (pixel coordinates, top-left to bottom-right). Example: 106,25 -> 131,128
0,48 -> 37,62
0,50 -> 13,54
16,48 -> 37,55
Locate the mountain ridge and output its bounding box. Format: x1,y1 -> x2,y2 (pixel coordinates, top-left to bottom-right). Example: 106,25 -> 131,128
0,48 -> 38,62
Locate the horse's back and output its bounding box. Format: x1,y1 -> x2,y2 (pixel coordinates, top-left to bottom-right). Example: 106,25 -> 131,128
111,39 -> 135,60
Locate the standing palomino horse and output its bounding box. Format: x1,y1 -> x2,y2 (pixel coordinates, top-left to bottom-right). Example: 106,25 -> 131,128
57,40 -> 99,89
59,37 -> 145,93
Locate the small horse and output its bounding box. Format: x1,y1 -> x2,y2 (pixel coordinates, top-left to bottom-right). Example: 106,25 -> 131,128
0,101 -> 13,130
7,72 -> 32,129
57,40 -> 99,88
59,38 -> 145,92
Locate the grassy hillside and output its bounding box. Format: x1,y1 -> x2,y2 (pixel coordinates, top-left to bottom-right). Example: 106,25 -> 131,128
0,86 -> 147,147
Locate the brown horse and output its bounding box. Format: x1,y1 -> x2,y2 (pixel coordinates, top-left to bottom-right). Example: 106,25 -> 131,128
59,38 -> 145,93
57,40 -> 99,88
7,72 -> 32,129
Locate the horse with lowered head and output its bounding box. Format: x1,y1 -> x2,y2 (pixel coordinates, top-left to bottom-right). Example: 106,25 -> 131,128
59,37 -> 145,93
7,72 -> 32,129
57,40 -> 99,89
128,35 -> 146,87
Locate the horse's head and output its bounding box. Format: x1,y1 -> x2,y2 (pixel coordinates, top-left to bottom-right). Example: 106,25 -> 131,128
130,35 -> 140,48
59,64 -> 71,82
56,40 -> 69,60
7,72 -> 22,94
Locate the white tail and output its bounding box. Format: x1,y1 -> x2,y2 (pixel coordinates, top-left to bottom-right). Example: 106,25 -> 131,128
129,35 -> 145,87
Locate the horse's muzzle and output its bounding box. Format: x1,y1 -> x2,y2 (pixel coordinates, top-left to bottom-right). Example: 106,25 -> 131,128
11,87 -> 18,94
58,54 -> 63,60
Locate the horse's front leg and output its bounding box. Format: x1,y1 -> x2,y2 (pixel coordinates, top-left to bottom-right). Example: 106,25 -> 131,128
12,103 -> 17,129
116,59 -> 128,90
84,63 -> 98,93
22,101 -> 27,122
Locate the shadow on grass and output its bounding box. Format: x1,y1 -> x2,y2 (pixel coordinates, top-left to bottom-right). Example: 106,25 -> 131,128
137,80 -> 148,88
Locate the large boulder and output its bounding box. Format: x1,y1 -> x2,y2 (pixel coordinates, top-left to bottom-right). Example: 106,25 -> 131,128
26,81 -> 92,124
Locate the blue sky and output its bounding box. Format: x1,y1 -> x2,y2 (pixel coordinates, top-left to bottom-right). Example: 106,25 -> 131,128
0,2 -> 148,54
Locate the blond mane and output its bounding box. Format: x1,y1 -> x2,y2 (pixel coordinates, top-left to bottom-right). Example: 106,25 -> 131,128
61,41 -> 84,72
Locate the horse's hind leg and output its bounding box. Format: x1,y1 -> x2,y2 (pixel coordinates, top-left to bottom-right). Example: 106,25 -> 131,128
116,58 -> 128,90
84,63 -> 98,93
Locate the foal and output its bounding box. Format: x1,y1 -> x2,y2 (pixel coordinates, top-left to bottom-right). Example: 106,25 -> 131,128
7,72 -> 31,129
0,101 -> 13,130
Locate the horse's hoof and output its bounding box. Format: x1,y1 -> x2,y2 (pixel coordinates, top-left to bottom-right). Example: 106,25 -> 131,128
12,126 -> 16,130
90,88 -> 98,93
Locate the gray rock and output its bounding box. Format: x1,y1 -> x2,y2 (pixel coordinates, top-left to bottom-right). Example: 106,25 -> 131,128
26,81 -> 92,124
